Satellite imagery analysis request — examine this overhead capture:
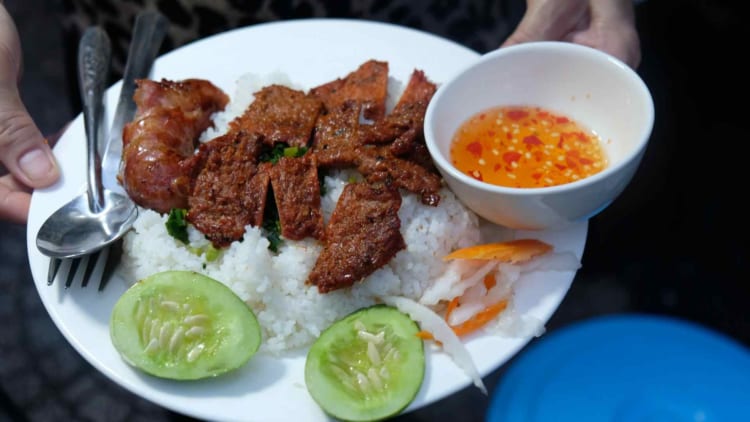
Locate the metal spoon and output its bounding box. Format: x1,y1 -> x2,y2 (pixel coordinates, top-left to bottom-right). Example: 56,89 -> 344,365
37,12 -> 168,259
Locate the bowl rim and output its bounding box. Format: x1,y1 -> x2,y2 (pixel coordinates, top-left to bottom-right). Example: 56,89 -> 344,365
424,41 -> 655,196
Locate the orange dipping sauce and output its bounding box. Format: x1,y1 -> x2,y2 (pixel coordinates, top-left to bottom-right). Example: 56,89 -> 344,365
450,106 -> 608,188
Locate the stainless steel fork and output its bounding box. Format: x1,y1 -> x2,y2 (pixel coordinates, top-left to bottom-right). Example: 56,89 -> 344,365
46,12 -> 167,289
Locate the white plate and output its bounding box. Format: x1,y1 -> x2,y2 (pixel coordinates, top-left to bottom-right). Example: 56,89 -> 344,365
26,19 -> 587,422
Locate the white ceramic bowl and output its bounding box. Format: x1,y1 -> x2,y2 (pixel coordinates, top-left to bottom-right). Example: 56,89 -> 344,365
425,41 -> 654,230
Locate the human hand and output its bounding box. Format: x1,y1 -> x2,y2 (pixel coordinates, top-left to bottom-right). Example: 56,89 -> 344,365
502,0 -> 641,69
1,3 -> 60,223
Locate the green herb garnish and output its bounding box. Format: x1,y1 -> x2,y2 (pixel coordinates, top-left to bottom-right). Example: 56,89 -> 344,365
261,187 -> 284,253
263,218 -> 283,253
283,145 -> 308,159
165,208 -> 189,244
204,244 -> 221,262
318,168 -> 328,197
259,142 -> 308,164
186,244 -> 222,263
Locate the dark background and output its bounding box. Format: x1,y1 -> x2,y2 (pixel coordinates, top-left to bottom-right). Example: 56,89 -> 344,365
1,0 -> 746,421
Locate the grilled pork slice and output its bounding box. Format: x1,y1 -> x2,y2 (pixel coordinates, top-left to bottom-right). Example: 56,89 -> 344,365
268,154 -> 324,241
311,101 -> 362,167
361,69 -> 436,146
229,84 -> 322,148
358,147 -> 442,206
359,69 -> 440,187
310,59 -> 388,120
307,182 -> 405,293
314,136 -> 442,206
121,78 -> 229,214
187,131 -> 270,248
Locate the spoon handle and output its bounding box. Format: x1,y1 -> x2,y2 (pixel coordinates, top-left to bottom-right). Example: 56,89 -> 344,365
78,26 -> 111,212
101,11 -> 168,192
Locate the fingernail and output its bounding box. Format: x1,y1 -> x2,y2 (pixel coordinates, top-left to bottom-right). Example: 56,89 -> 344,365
18,148 -> 56,181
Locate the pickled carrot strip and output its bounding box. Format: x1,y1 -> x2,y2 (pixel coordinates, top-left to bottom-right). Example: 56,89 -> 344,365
416,331 -> 435,340
483,273 -> 496,290
416,298 -> 508,340
451,299 -> 508,337
442,239 -> 552,263
445,297 -> 460,321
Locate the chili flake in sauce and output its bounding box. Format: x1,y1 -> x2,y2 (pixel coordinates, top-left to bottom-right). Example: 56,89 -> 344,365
450,106 -> 608,188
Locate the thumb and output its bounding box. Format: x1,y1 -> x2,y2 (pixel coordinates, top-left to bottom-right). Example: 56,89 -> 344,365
0,88 -> 59,188
502,0 -> 588,48
0,4 -> 59,189
502,11 -> 549,47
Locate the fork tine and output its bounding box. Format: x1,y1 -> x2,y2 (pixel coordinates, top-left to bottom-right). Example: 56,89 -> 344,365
65,257 -> 84,288
47,258 -> 62,285
99,242 -> 121,291
81,249 -> 102,288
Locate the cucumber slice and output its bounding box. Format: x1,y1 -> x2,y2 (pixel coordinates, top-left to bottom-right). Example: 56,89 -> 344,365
305,305 -> 425,421
110,270 -> 261,380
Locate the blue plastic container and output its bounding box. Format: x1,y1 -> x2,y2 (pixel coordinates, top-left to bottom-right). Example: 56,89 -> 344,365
487,314 -> 750,421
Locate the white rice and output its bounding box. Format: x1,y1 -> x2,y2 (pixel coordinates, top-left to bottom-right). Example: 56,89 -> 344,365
119,72 -> 482,355
120,185 -> 480,354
